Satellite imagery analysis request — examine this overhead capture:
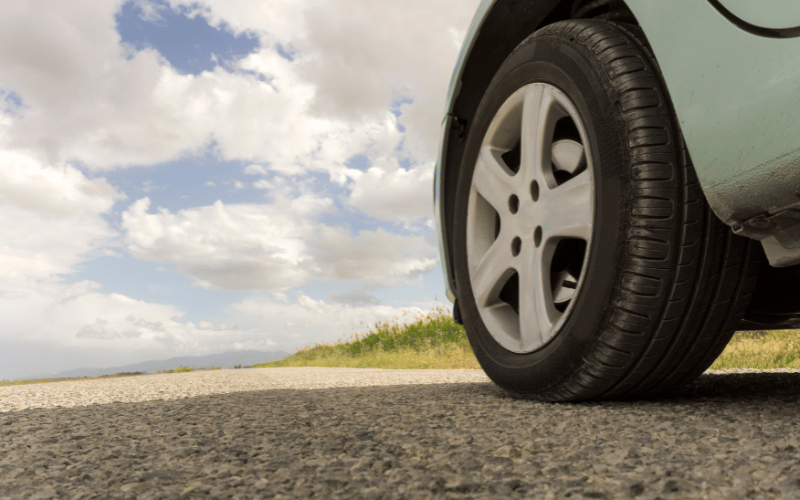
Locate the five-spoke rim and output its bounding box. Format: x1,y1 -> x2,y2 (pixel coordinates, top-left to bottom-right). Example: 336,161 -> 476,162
466,83 -> 594,353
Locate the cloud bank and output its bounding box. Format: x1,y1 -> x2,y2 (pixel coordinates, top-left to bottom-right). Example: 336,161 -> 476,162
0,0 -> 480,375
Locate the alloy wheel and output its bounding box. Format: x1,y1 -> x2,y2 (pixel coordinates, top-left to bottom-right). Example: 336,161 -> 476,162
466,82 -> 595,353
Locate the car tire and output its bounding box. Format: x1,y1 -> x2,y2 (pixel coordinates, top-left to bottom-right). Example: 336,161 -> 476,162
451,19 -> 760,401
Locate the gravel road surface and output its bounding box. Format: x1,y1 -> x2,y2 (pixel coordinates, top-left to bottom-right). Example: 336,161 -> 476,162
2,367 -> 800,499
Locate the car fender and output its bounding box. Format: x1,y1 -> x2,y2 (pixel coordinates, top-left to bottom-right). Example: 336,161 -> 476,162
624,0 -> 800,266
437,0 -> 800,302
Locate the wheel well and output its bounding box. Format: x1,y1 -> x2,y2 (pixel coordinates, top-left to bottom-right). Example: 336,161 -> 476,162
740,247 -> 800,330
442,0 -> 638,292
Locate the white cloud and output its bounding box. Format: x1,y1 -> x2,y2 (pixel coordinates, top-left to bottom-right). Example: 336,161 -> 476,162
0,0 -> 480,169
0,149 -> 251,357
252,179 -> 272,190
346,158 -> 434,224
0,0 -> 161,165
0,279 -> 253,355
294,0 -> 482,160
123,196 -> 313,290
5,286 -> 430,361
232,293 -> 426,349
0,206 -> 113,281
0,151 -> 121,281
133,0 -> 167,22
122,195 -> 437,291
164,0 -> 311,41
312,226 -> 436,285
328,289 -> 381,307
0,0 -> 475,377
244,164 -> 268,175
0,150 -> 122,217
0,0 -> 478,226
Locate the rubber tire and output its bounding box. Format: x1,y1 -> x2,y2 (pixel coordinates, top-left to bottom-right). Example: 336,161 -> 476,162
452,19 -> 760,402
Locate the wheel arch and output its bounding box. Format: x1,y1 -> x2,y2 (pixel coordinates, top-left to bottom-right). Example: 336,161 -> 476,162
438,0 -> 638,300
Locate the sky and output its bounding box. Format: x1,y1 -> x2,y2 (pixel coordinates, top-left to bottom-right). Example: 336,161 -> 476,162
0,0 -> 482,380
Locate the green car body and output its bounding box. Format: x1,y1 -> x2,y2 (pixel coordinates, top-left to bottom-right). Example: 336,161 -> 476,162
436,0 -> 800,311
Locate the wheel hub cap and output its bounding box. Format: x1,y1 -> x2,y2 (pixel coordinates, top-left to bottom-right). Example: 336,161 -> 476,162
466,83 -> 594,353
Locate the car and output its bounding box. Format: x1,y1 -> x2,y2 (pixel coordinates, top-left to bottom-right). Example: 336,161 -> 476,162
434,0 -> 800,401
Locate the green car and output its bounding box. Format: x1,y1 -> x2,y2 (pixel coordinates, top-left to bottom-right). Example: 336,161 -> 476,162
434,0 -> 800,401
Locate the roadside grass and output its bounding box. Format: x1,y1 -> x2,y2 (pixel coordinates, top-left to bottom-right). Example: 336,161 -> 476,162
710,329 -> 800,370
256,310 -> 800,372
254,305 -> 481,370
4,307 -> 800,387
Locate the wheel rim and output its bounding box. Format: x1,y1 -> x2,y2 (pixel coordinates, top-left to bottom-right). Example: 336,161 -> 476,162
466,83 -> 595,354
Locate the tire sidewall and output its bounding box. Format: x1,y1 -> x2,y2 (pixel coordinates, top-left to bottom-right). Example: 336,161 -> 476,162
453,28 -> 629,393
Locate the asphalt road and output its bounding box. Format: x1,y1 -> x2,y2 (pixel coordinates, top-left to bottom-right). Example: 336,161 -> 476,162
1,368 -> 799,499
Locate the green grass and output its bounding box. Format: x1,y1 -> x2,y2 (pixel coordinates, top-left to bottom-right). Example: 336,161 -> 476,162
254,310 -> 800,372
710,329 -> 800,370
4,307 -> 800,387
254,305 -> 481,370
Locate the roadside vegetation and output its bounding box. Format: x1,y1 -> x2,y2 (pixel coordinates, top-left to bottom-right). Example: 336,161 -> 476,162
3,306 -> 800,387
254,305 -> 480,370
710,330 -> 800,370
255,307 -> 800,371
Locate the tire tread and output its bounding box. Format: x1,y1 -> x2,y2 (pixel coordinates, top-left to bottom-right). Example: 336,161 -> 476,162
534,20 -> 759,400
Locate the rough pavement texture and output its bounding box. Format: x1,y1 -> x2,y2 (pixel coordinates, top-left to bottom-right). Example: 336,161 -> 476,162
1,368 -> 799,499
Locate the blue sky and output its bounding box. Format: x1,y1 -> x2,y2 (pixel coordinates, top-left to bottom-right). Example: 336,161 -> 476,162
0,0 -> 479,380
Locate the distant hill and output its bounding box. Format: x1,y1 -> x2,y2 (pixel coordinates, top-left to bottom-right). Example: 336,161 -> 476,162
23,349 -> 290,380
